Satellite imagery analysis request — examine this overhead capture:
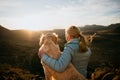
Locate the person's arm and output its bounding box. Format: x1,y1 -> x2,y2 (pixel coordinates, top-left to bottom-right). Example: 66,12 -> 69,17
41,44 -> 74,72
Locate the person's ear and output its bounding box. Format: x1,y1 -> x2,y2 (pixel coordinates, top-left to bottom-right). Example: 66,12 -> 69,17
66,34 -> 71,41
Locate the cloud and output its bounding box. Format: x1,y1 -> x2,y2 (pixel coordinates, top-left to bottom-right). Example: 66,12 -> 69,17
0,0 -> 120,30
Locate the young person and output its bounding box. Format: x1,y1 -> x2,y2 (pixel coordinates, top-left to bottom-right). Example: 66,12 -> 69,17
38,26 -> 92,77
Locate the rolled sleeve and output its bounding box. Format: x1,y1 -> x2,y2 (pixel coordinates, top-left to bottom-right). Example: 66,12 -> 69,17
41,45 -> 73,72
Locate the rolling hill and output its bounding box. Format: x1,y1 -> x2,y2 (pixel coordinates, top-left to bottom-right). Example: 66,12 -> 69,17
0,25 -> 13,39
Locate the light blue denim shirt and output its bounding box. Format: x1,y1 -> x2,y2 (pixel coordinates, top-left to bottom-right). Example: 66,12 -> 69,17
41,38 -> 92,77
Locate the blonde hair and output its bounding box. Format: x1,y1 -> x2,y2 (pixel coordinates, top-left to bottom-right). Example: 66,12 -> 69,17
66,26 -> 88,52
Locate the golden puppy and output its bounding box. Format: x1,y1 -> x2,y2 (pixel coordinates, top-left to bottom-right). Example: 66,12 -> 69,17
39,33 -> 87,80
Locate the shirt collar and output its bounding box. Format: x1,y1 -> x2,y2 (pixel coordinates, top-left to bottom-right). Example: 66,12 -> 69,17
67,38 -> 80,44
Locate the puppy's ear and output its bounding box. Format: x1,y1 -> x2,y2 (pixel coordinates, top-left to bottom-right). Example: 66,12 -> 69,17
52,33 -> 58,44
39,34 -> 45,46
53,33 -> 58,38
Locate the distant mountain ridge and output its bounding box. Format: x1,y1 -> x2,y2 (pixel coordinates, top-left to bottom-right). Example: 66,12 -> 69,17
108,23 -> 120,29
107,23 -> 120,32
0,23 -> 120,32
0,25 -> 13,39
0,25 -> 10,31
80,24 -> 106,31
0,23 -> 120,39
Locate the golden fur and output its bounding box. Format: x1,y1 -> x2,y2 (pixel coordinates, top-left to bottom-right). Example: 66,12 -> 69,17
39,33 -> 87,80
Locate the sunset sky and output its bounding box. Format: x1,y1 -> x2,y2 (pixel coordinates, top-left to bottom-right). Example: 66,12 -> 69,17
0,0 -> 120,30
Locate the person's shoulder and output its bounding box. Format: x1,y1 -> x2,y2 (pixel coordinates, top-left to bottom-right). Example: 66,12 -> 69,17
66,41 -> 78,47
65,42 -> 74,49
65,41 -> 74,46
67,39 -> 79,45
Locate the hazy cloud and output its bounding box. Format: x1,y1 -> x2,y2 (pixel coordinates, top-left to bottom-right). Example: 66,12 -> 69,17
0,0 -> 120,30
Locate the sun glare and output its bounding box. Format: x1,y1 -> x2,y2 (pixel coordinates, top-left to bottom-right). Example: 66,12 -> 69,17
24,27 -> 44,31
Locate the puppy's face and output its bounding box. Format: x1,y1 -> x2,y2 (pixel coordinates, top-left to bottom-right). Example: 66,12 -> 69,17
39,33 -> 58,46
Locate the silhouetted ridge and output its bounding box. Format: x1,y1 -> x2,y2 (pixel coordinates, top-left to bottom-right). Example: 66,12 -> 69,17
80,24 -> 106,31
108,23 -> 120,32
108,23 -> 120,29
0,25 -> 13,39
0,25 -> 10,32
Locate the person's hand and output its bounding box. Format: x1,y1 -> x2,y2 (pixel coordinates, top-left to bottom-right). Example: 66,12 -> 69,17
38,48 -> 45,58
